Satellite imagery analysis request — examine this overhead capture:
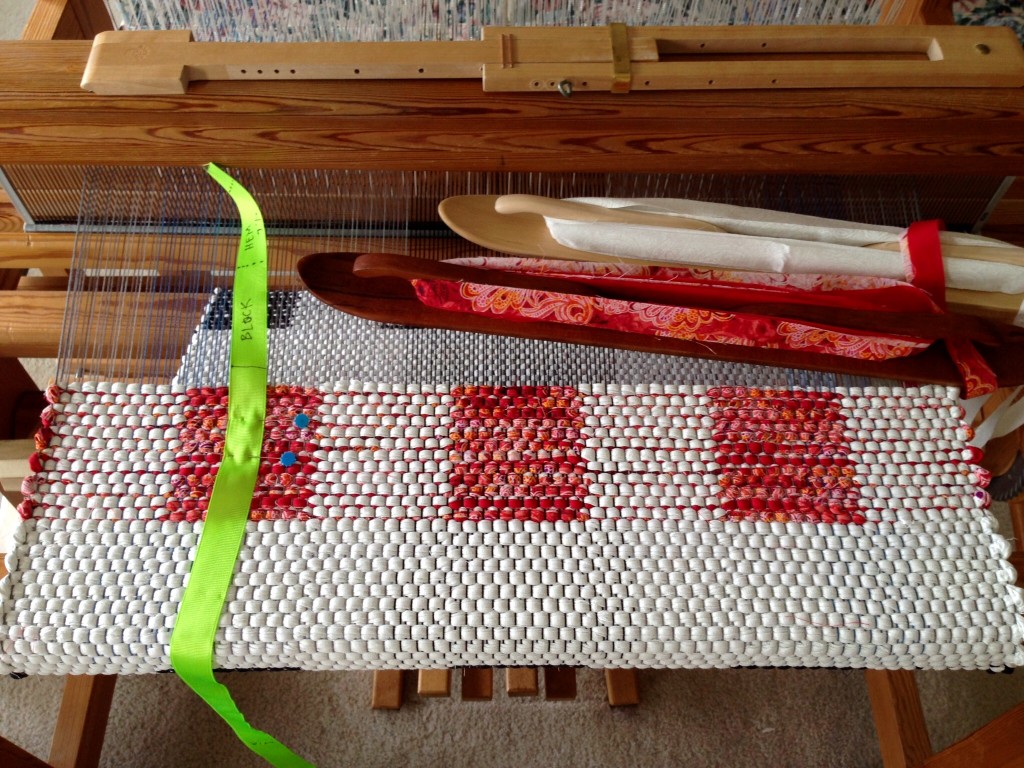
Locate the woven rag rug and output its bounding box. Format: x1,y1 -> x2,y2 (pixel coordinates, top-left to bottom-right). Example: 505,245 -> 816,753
1,291 -> 1022,676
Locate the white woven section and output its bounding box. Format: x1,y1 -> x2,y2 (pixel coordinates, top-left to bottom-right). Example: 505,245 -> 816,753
2,380 -> 1022,675
314,388 -> 455,519
578,384 -> 981,522
3,516 -> 1021,676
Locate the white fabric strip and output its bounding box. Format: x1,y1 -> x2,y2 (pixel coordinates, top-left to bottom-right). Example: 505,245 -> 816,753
970,387 -> 1024,448
570,198 -> 1020,250
556,197 -> 1024,294
546,218 -> 1024,294
2,514 -> 1021,676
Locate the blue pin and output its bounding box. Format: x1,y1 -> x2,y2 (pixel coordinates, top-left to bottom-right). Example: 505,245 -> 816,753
292,414 -> 310,429
280,451 -> 297,468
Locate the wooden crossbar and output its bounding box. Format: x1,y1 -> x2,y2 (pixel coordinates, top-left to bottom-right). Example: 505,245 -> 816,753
81,26 -> 1024,96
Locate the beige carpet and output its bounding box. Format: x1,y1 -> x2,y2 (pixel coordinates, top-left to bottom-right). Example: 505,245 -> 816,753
2,660 -> 1024,767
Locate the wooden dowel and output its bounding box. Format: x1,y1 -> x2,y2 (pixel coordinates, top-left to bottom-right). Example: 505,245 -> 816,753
48,674 -> 117,768
864,669 -> 933,768
505,668 -> 539,697
370,670 -> 404,710
604,669 -> 640,707
543,667 -> 577,701
0,232 -> 482,272
416,670 -> 451,698
460,668 -> 493,701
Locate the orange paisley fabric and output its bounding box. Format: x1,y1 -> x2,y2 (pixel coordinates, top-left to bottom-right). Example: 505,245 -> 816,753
414,279 -> 930,361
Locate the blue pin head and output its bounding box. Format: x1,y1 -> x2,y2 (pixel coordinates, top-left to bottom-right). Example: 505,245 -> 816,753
293,413 -> 310,429
280,451 -> 298,468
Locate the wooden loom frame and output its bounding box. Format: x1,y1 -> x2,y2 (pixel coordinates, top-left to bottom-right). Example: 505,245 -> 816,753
1,0 -> 1024,766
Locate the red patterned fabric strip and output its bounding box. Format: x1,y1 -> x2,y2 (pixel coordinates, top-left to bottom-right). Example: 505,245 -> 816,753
411,279 -> 932,362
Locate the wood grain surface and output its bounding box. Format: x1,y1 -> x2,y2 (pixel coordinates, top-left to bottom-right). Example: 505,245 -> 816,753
48,675 -> 117,768
2,41 -> 1024,174
865,669 -> 933,768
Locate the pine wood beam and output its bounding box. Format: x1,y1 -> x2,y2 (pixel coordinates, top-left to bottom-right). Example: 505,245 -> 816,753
370,671 -> 404,710
2,41 -> 1024,175
22,0 -> 112,42
865,669 -> 933,768
48,675 -> 116,768
505,668 -> 539,697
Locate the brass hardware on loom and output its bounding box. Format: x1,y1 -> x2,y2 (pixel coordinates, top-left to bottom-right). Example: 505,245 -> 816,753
80,24 -> 1024,96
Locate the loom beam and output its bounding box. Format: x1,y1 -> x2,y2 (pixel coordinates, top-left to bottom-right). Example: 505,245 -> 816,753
79,26 -> 1024,95
1,32 -> 1024,174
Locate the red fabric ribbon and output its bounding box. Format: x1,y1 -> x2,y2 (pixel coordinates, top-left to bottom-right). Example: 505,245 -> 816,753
902,219 -> 947,310
903,219 -> 996,397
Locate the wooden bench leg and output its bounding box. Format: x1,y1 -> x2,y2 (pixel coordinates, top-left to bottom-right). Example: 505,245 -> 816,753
505,668 -> 538,697
604,669 -> 640,706
416,670 -> 451,697
1009,498 -> 1024,589
925,702 -> 1024,768
0,359 -> 45,440
460,668 -> 492,701
48,675 -> 117,768
864,669 -> 932,768
1,735 -> 51,768
370,671 -> 404,710
543,667 -> 577,701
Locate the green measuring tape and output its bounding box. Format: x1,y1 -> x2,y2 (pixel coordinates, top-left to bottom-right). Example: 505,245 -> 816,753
169,164 -> 315,768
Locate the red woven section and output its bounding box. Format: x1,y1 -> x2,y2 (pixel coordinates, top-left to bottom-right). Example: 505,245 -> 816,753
165,385 -> 323,522
709,387 -> 866,524
447,385 -> 590,522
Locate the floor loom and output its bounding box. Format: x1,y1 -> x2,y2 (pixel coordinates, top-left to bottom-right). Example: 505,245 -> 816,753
2,0 -> 1024,766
